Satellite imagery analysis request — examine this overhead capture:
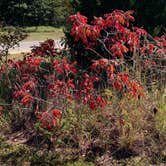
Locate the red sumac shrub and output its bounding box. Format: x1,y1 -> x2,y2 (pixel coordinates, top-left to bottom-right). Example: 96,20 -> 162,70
0,10 -> 165,131
65,10 -> 165,72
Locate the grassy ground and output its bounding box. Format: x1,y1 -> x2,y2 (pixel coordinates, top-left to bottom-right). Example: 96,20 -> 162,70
8,53 -> 25,60
24,32 -> 64,41
0,26 -> 64,42
0,136 -> 156,166
0,89 -> 165,165
24,26 -> 64,33
24,26 -> 64,41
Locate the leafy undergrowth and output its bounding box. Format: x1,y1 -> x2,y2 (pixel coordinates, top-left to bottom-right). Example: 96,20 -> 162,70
0,10 -> 166,165
0,91 -> 165,166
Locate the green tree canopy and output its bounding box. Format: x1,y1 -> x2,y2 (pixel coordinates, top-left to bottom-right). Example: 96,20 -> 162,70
0,0 -> 72,27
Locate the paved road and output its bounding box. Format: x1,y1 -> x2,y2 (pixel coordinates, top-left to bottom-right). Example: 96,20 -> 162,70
9,40 -> 62,54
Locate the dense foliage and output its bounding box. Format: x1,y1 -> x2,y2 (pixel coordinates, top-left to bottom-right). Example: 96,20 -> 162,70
0,10 -> 166,165
65,11 -> 165,87
1,0 -> 165,33
70,0 -> 166,35
0,39 -> 144,130
0,0 -> 72,27
0,10 -> 165,131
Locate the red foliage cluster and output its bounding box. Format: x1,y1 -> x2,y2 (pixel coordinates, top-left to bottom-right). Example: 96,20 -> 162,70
155,36 -> 166,47
76,73 -> 107,110
37,109 -> 62,130
67,10 -> 145,57
52,58 -> 77,75
1,11 -> 165,130
91,60 -> 144,98
31,39 -> 55,57
0,39 -> 145,130
67,12 -> 100,47
67,10 -> 165,67
113,73 -> 144,98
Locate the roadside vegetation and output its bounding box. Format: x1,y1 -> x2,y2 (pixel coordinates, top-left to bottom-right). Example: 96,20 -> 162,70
0,9 -> 165,166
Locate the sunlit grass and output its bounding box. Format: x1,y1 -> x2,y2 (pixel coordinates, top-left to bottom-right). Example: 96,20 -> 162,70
0,26 -> 64,42
8,53 -> 25,60
24,26 -> 64,33
154,90 -> 166,134
24,26 -> 64,41
24,32 -> 64,42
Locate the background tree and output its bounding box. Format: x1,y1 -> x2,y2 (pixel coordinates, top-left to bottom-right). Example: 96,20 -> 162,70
0,0 -> 72,27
